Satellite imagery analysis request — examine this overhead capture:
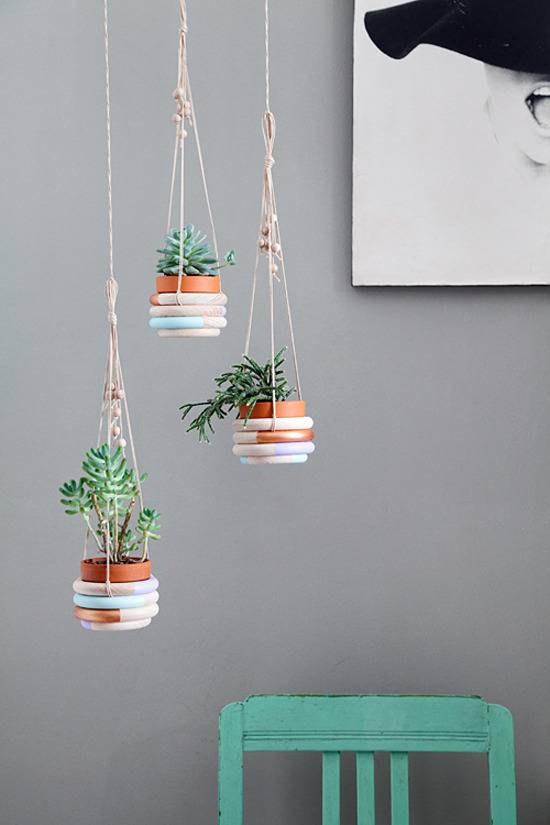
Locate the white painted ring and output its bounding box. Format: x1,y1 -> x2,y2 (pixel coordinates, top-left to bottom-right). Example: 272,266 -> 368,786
80,617 -> 152,631
149,305 -> 226,317
73,576 -> 159,596
233,441 -> 315,457
153,292 -> 227,306
232,416 -> 313,432
157,328 -> 221,338
239,454 -> 309,465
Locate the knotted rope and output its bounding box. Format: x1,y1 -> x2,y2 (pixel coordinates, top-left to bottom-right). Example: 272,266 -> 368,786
244,0 -> 303,430
165,0 -> 221,306
82,0 -> 146,593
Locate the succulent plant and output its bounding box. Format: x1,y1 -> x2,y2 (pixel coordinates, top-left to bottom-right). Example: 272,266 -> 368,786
157,224 -> 235,276
60,444 -> 160,563
180,348 -> 294,443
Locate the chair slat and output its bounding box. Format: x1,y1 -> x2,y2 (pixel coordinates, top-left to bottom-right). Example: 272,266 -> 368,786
322,752 -> 341,825
390,753 -> 409,825
356,752 -> 375,825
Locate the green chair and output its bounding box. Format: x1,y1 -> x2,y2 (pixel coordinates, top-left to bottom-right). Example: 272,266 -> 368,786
218,694 -> 516,825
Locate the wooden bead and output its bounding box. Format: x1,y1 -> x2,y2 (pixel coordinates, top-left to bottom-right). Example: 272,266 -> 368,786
271,242 -> 281,254
172,113 -> 182,123
112,425 -> 121,437
112,405 -> 121,418
271,264 -> 279,274
116,389 -> 125,399
173,87 -> 185,99
261,225 -> 270,236
117,438 -> 127,448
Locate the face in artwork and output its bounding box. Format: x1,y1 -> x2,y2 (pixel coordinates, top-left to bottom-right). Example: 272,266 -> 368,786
485,66 -> 550,167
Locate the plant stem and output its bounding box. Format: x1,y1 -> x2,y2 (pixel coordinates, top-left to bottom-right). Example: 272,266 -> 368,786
91,491 -> 109,556
118,498 -> 135,555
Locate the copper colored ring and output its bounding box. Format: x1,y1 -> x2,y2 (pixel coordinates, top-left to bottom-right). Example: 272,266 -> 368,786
253,429 -> 314,444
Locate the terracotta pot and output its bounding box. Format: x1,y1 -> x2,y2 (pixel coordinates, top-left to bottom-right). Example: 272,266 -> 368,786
239,400 -> 306,420
80,558 -> 151,583
156,275 -> 221,294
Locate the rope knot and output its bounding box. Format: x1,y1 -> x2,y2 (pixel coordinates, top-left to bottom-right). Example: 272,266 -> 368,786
264,154 -> 275,170
108,311 -> 117,326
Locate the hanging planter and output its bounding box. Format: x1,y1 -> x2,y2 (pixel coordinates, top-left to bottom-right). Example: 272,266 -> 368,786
60,0 -> 162,630
178,0 -> 315,463
148,3 -> 235,340
180,349 -> 315,465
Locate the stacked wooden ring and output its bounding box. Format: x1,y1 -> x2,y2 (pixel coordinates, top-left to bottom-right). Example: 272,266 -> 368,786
73,558 -> 159,631
233,400 -> 315,465
149,275 -> 227,338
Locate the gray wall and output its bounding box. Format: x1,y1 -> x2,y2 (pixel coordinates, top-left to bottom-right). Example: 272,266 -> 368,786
1,1 -> 549,823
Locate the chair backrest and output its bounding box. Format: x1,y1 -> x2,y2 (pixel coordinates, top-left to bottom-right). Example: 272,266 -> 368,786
218,695 -> 516,825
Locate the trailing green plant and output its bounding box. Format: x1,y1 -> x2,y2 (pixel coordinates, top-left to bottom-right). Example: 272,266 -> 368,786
59,444 -> 160,563
180,347 -> 294,443
157,224 -> 235,276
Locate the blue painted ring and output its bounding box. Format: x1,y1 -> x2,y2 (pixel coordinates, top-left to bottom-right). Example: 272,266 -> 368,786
149,316 -> 204,329
73,591 -> 159,609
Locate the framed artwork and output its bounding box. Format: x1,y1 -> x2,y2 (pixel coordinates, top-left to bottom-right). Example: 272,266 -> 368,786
353,0 -> 550,286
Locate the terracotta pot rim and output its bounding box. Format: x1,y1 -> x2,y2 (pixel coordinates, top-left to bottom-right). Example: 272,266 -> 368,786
80,557 -> 151,583
156,274 -> 221,294
239,399 -> 307,419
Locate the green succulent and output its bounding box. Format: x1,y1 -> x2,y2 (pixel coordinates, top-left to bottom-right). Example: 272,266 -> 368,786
59,444 -> 161,563
180,348 -> 294,443
157,224 -> 236,276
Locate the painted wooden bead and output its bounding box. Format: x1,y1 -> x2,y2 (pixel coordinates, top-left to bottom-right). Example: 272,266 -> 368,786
80,617 -> 152,631
232,416 -> 314,432
150,292 -> 228,306
74,602 -> 159,623
233,429 -> 315,445
157,328 -> 220,337
149,316 -> 204,330
149,305 -> 226,317
239,454 -> 308,465
233,441 -> 315,458
73,590 -> 159,609
73,575 -> 159,596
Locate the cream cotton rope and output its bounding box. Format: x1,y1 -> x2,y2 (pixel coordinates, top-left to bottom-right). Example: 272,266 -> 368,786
165,0 -> 222,305
82,0 -> 146,593
244,0 -> 303,431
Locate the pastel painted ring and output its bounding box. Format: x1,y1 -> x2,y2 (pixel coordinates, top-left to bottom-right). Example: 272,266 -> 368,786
157,328 -> 220,337
150,316 -> 204,329
239,454 -> 309,465
233,429 -> 315,445
232,416 -> 314,432
80,618 -> 152,632
73,575 -> 159,597
149,305 -> 226,317
150,292 -> 227,306
233,441 -> 315,457
73,590 -> 159,610
74,603 -> 159,623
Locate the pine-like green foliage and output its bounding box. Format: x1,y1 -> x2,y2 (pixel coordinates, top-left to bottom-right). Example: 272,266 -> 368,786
180,348 -> 294,443
157,224 -> 236,276
59,444 -> 161,563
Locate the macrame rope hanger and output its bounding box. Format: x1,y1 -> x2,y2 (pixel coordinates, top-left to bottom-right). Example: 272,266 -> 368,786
166,0 -> 221,305
244,0 -> 303,429
82,0 -> 144,592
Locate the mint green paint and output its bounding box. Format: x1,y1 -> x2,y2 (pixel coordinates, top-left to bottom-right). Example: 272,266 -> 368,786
218,695 -> 517,825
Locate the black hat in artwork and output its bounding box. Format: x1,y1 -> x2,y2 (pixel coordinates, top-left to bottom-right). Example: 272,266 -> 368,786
364,0 -> 550,74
